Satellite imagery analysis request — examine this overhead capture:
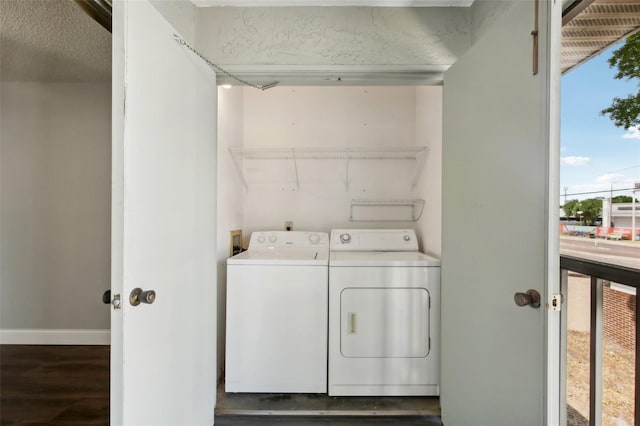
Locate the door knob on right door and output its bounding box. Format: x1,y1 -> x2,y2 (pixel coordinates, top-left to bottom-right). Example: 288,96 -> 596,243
514,289 -> 541,308
129,288 -> 156,306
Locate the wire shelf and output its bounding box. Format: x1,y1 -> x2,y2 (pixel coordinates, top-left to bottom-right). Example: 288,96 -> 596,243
229,146 -> 429,190
230,146 -> 426,160
349,199 -> 426,222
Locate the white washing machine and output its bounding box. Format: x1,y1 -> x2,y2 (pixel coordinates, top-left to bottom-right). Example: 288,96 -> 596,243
328,229 -> 440,396
225,231 -> 329,393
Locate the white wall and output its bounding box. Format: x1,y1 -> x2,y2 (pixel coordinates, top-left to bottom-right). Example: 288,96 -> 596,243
216,87 -> 244,378
415,86 -> 442,257
470,0 -> 518,43
237,86 -> 441,247
150,0 -> 197,43
1,82 -> 111,343
612,217 -> 637,228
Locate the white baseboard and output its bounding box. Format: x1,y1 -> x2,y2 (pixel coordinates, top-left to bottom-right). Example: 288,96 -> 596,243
0,329 -> 110,345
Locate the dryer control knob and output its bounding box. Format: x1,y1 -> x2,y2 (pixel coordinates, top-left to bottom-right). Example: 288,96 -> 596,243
403,235 -> 411,242
257,236 -> 266,243
339,233 -> 351,244
269,235 -> 277,243
309,234 -> 320,244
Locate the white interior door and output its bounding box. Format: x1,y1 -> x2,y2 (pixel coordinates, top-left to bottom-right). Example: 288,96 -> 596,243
111,1 -> 218,425
441,1 -> 560,425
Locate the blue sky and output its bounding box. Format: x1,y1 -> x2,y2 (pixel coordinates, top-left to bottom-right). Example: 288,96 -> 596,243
561,41 -> 640,203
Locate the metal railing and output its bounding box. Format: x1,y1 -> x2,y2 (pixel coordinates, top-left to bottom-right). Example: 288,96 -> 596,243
560,255 -> 640,426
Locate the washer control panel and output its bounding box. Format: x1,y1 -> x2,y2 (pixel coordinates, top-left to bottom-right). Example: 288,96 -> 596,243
249,231 -> 329,249
330,229 -> 419,251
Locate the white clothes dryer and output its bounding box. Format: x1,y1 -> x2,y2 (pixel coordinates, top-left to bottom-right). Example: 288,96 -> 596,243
226,231 -> 329,393
328,229 -> 440,396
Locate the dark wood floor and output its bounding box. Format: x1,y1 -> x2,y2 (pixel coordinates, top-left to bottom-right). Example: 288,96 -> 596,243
0,345 -> 109,426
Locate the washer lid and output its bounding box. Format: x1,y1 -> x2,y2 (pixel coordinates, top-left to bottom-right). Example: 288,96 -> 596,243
228,247 -> 329,266
330,251 -> 440,267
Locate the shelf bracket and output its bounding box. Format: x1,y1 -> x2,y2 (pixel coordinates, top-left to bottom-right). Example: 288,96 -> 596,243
229,149 -> 249,191
411,149 -> 428,190
345,156 -> 351,191
292,148 -> 300,191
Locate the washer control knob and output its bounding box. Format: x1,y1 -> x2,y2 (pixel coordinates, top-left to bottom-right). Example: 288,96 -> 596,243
403,235 -> 411,242
309,234 -> 320,245
268,235 -> 277,243
339,233 -> 351,244
257,235 -> 266,243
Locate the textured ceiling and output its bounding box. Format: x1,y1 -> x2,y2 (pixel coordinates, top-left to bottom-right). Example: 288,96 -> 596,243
0,0 -> 111,82
2,0 -> 638,82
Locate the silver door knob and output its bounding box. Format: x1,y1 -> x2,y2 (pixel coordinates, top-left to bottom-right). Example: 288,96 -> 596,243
130,288 -> 156,306
514,289 -> 541,308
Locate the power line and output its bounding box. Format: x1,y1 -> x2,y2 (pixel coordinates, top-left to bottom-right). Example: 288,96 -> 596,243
563,187 -> 636,197
605,164 -> 640,174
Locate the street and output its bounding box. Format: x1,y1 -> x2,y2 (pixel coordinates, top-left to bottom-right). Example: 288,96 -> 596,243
560,236 -> 640,269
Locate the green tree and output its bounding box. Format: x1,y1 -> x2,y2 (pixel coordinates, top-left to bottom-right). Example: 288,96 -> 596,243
562,199 -> 581,218
580,198 -> 603,225
611,195 -> 639,203
562,198 -> 603,225
601,33 -> 640,129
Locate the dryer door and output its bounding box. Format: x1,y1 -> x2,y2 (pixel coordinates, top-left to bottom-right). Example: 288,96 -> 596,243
340,288 -> 430,358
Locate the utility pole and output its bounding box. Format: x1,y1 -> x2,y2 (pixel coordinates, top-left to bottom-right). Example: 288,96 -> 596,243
610,182 -> 613,203
633,182 -> 639,241
563,187 -> 568,205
